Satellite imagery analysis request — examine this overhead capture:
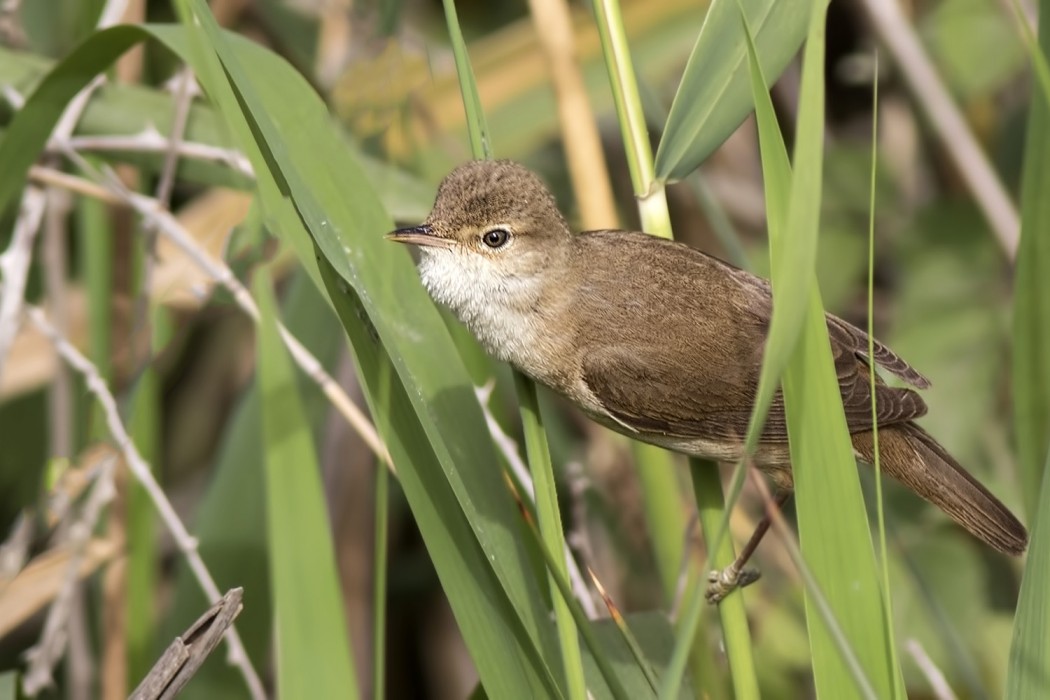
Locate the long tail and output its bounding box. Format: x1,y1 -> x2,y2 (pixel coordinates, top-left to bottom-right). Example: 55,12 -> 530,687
852,423 -> 1028,555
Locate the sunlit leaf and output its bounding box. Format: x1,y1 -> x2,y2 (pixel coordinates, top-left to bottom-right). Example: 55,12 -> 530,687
254,271 -> 358,698
654,0 -> 813,181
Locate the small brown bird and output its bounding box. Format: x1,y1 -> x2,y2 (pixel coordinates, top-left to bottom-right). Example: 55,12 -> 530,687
388,159 -> 1027,597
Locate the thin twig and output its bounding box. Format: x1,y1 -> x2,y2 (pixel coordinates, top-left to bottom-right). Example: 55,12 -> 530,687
857,0 -> 1020,257
0,73 -> 103,381
25,305 -> 267,700
906,639 -> 959,700
748,469 -> 878,700
0,512 -> 33,586
564,459 -> 599,606
23,457 -> 117,694
117,182 -> 392,468
29,165 -> 125,205
155,69 -> 200,209
18,93 -> 390,473
65,130 -> 254,177
37,68 -> 114,700
40,68 -> 104,463
48,76 -> 106,151
133,69 -> 203,377
40,176 -> 90,700
65,586 -> 94,700
35,154 -> 392,471
0,186 -> 46,376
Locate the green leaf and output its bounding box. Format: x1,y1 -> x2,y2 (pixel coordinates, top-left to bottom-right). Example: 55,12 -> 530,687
0,44 -> 433,221
162,272 -> 343,697
1012,0 -> 1050,522
584,613 -> 692,699
0,19 -> 560,698
654,0 -> 813,182
254,270 -> 359,698
1006,3 -> 1050,694
738,2 -> 901,697
168,2 -> 566,695
0,25 -> 152,217
1006,446 -> 1050,697
316,258 -> 561,699
438,2 -> 589,697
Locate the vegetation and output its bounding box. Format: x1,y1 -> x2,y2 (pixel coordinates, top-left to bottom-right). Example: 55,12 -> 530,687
0,0 -> 1047,698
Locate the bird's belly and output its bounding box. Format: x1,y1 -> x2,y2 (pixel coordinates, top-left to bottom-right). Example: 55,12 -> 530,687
627,431 -> 791,469
643,433 -> 749,462
577,403 -> 790,466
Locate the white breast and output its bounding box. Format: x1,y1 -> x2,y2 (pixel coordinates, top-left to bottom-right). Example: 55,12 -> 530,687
417,248 -> 547,373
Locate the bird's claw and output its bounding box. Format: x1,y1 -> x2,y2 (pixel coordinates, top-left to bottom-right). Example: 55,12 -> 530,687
705,565 -> 761,604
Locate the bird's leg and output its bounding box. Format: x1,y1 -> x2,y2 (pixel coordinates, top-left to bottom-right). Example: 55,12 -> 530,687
705,490 -> 791,604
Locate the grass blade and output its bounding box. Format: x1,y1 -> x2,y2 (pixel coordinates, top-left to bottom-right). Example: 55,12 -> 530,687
440,0 -> 491,158
1006,2 -> 1050,693
0,14 -> 564,697
163,272 -> 341,696
440,3 -> 590,697
515,371 -> 588,699
591,0 -> 657,203
372,461 -> 389,700
752,2 -> 900,695
654,0 -> 813,181
865,55 -> 904,699
591,2 -> 755,696
1011,0 -> 1050,521
690,464 -> 759,698
1006,447 -> 1050,697
169,3 -> 568,694
254,270 -> 359,698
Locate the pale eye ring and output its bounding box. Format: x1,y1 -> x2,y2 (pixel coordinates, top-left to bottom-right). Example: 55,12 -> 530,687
481,228 -> 510,249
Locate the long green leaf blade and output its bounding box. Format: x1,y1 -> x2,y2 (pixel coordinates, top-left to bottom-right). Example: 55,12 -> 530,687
0,20 -> 561,698
315,257 -> 562,699
254,271 -> 359,699
1006,0 -> 1050,693
440,1 -> 586,693
164,272 -> 341,697
737,3 -> 900,697
1006,447 -> 1050,697
654,0 -> 812,182
1012,0 -> 1050,522
170,3 -> 565,695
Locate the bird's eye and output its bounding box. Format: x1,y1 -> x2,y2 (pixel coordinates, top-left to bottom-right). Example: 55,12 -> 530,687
481,228 -> 510,249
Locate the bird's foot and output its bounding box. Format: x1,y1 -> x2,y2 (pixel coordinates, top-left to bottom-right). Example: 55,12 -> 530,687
705,564 -> 761,604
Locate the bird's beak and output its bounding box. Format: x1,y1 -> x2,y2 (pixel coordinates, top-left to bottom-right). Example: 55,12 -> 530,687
385,224 -> 452,249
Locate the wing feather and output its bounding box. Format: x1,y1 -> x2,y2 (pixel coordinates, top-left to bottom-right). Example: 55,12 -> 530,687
570,231 -> 929,444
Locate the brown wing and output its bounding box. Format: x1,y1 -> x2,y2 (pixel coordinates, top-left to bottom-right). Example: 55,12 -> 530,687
581,345 -> 785,441
829,324 -> 929,430
582,344 -> 926,444
572,230 -> 929,443
826,314 -> 931,390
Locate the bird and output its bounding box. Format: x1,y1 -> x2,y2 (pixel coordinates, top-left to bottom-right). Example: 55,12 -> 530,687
387,159 -> 1028,600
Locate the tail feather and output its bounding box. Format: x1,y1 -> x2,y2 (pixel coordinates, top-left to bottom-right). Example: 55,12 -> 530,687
852,424 -> 1028,555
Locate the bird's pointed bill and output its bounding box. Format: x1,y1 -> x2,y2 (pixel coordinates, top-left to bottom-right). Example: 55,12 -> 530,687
387,225 -> 453,248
